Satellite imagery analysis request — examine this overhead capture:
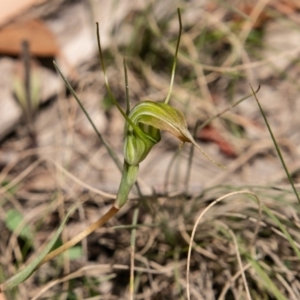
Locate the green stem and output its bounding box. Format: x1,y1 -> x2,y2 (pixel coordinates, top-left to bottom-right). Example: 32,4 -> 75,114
124,58 -> 130,115
96,23 -> 146,140
115,162 -> 139,208
129,207 -> 139,299
165,8 -> 182,104
34,160 -> 139,267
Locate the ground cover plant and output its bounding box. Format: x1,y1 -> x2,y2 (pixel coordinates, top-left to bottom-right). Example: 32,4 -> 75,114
1,1 -> 300,299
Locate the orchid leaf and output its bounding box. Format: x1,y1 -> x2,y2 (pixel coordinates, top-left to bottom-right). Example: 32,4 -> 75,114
0,204 -> 78,293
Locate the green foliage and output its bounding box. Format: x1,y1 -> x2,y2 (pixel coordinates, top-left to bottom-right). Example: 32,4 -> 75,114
5,209 -> 33,241
249,259 -> 287,300
0,204 -> 79,292
1,180 -> 18,196
101,94 -> 115,111
67,246 -> 83,260
245,28 -> 264,49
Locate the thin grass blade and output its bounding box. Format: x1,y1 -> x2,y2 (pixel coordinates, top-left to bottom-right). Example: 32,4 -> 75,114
263,204 -> 300,260
248,258 -> 287,300
250,84 -> 300,205
164,7 -> 182,104
53,61 -> 122,171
